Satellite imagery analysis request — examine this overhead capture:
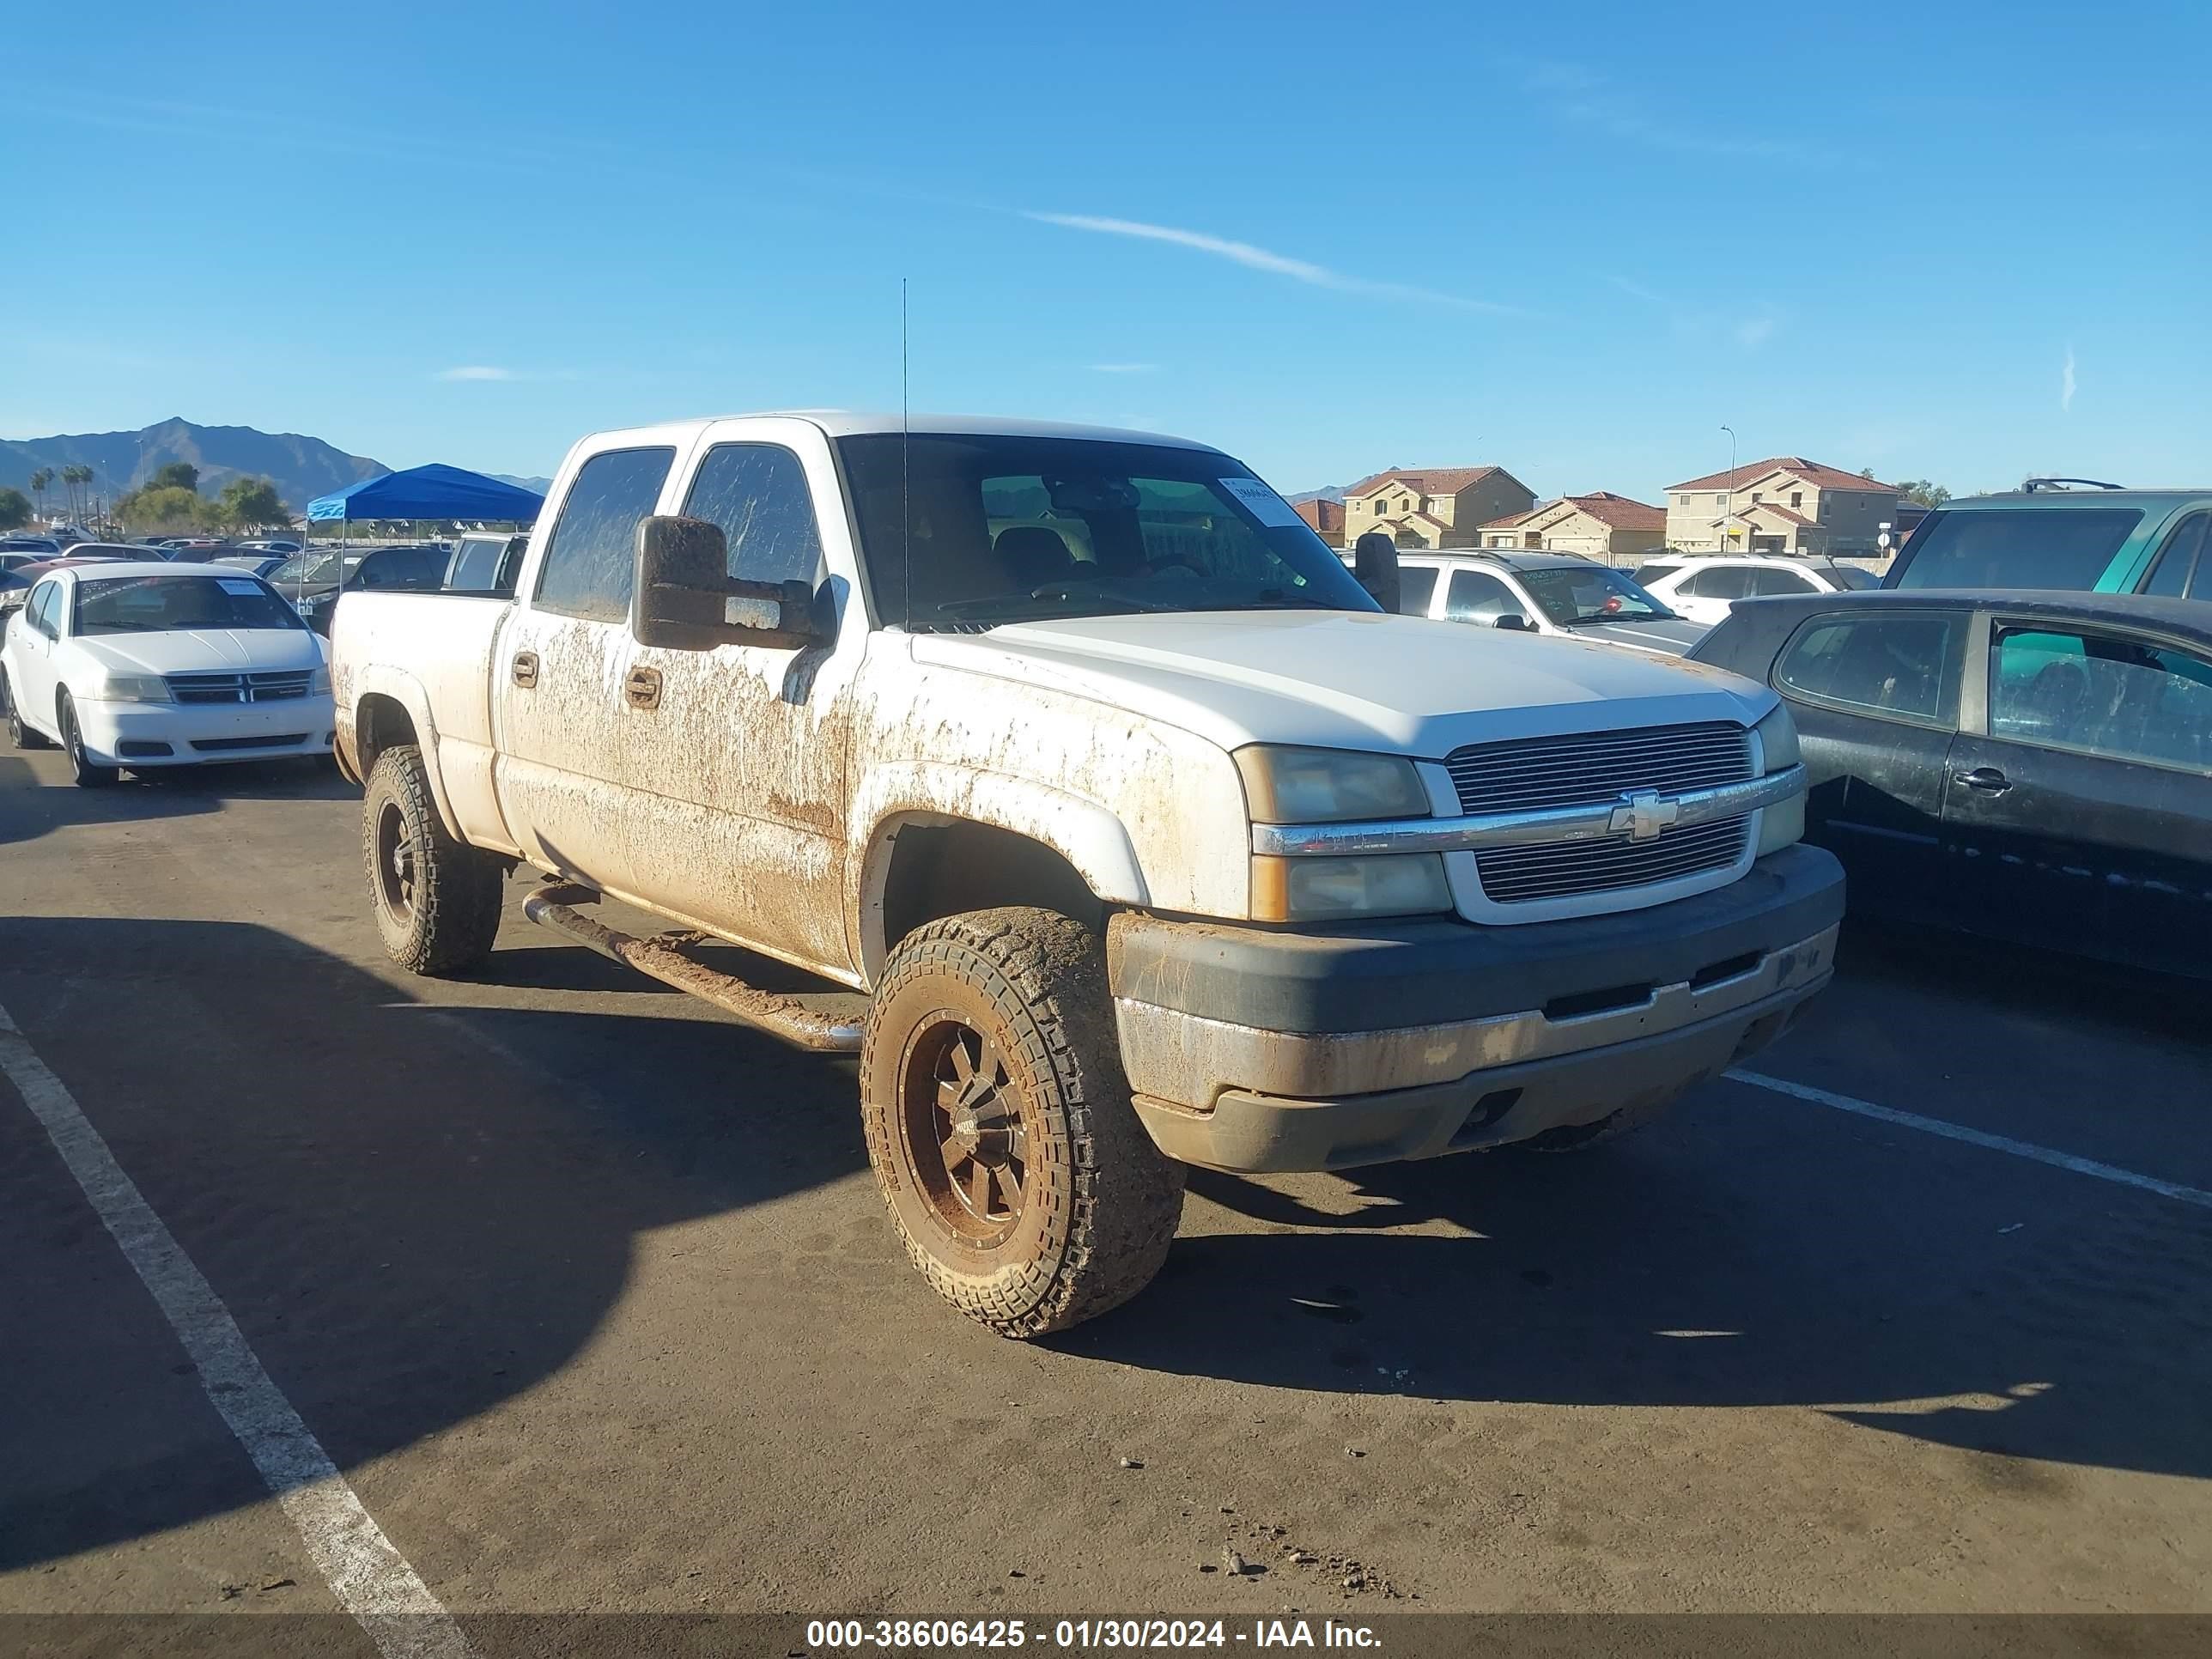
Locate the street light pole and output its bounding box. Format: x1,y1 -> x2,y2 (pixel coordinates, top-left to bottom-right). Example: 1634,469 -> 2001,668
1720,424 -> 1737,551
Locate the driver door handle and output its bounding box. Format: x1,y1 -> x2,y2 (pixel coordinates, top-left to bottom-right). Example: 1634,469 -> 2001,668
1953,766 -> 2012,795
511,651 -> 538,689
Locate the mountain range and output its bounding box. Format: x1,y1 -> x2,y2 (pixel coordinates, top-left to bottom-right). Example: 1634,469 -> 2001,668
0,418 -> 550,520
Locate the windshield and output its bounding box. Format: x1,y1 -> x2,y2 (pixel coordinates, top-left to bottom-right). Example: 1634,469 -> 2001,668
1518,565 -> 1677,625
72,574 -> 306,635
835,434 -> 1375,629
1891,507 -> 2143,590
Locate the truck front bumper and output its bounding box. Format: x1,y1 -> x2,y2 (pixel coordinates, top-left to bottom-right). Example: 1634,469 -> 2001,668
1107,843 -> 1844,1172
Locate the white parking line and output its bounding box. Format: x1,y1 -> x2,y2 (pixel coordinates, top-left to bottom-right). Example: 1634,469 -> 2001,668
1728,1067 -> 2212,1212
0,1003 -> 471,1659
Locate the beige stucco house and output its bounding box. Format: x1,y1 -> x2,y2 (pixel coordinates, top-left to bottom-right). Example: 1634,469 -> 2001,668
1342,465 -> 1536,550
1663,457 -> 1899,555
1477,491 -> 1668,564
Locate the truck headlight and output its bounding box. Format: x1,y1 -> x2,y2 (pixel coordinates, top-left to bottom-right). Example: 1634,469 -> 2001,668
1753,703 -> 1800,771
1753,704 -> 1805,854
1251,854 -> 1452,921
311,666 -> 331,695
1236,745 -> 1429,823
89,674 -> 171,703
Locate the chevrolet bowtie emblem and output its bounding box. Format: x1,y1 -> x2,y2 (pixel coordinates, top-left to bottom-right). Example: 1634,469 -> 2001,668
1607,790 -> 1680,842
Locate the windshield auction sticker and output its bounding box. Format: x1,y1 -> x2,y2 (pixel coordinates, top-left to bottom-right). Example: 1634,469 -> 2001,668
1218,477 -> 1302,527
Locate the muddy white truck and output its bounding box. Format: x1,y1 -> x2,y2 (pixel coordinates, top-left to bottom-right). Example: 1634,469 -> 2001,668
331,414 -> 1844,1335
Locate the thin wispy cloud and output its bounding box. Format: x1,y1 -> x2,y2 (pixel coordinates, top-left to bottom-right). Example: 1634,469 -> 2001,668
1613,276 -> 1783,351
1027,213 -> 1524,314
1525,61 -> 1829,162
2061,345 -> 2077,413
1734,314 -> 1778,349
1088,362 -> 1158,374
437,366 -> 518,382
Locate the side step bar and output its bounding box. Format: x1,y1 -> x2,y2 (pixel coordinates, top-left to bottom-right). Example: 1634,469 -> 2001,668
521,882 -> 865,1053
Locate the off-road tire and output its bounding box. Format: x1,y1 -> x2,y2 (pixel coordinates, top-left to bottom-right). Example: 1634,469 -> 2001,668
861,907 -> 1184,1337
3,672 -> 53,750
58,694 -> 117,787
362,744 -> 504,975
1516,1085 -> 1684,1152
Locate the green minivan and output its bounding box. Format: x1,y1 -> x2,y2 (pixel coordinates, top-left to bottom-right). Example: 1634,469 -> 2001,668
1885,480 -> 2212,599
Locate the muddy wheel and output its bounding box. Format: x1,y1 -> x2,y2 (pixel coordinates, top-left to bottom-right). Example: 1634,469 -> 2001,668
861,907 -> 1184,1337
58,694 -> 117,787
362,743 -> 504,975
1516,1088 -> 1682,1152
3,672 -> 52,750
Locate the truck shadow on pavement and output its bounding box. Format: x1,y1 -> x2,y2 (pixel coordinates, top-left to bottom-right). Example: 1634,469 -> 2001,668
0,913 -> 860,1574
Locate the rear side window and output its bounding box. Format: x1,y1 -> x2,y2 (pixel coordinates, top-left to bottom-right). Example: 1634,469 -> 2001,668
1395,565 -> 1438,615
534,447 -> 676,623
1685,566 -> 1754,600
1443,568 -> 1516,622
1990,626 -> 2212,772
1631,562 -> 1682,586
2142,514 -> 2208,599
682,443 -> 825,587
1775,612 -> 1962,726
1892,507 -> 2142,590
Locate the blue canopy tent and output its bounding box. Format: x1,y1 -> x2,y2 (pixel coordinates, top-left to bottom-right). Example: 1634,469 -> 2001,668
307,463 -> 544,526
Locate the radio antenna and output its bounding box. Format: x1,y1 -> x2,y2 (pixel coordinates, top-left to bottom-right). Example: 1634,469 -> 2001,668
901,276 -> 912,633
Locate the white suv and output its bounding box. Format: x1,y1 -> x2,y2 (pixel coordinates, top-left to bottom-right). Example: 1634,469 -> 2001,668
1634,556 -> 1878,627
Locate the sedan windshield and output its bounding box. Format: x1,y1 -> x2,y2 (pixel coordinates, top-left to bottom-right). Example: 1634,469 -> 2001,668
73,574 -> 305,635
836,434 -> 1375,629
1518,565 -> 1677,625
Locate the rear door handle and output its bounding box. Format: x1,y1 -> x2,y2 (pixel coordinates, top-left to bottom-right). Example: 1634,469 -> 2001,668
511,651 -> 538,689
1953,766 -> 2012,795
624,665 -> 663,710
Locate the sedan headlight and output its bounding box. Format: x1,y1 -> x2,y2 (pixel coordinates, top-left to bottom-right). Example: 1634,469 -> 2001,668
1251,853 -> 1453,921
1753,703 -> 1805,854
89,674 -> 171,703
1236,745 -> 1430,823
311,665 -> 332,695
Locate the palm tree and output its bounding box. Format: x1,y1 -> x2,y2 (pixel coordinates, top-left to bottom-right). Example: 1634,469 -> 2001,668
62,465 -> 93,522
28,467 -> 54,522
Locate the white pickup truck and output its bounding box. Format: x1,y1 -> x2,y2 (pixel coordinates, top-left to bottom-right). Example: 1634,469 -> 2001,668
331,413 -> 1844,1336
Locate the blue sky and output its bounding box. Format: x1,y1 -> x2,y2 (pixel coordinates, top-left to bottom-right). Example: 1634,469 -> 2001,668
4,0 -> 2206,500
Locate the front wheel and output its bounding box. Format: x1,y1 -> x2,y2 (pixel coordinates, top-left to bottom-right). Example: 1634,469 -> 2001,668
860,908 -> 1184,1337
362,744 -> 505,974
3,672 -> 53,750
58,694 -> 117,787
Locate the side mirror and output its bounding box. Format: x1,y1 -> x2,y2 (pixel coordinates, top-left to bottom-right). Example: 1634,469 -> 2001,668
634,515 -> 820,652
1494,612 -> 1535,632
1351,532 -> 1401,611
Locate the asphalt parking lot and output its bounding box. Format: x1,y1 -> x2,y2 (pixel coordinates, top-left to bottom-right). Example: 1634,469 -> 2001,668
3,751 -> 2208,1632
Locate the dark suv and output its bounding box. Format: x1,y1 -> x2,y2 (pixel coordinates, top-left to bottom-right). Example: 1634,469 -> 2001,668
1885,480 -> 2212,599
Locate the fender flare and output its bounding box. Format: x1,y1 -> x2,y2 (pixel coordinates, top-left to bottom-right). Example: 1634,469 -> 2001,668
850,762 -> 1150,980
349,665 -> 465,841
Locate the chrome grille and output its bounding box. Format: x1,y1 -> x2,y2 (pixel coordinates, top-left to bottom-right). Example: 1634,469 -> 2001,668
1474,817 -> 1750,903
165,670 -> 314,704
1446,723 -> 1755,905
1445,721 -> 1752,814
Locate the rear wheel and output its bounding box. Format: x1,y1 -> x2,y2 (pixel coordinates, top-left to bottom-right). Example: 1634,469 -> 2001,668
362,744 -> 504,974
3,672 -> 53,750
58,694 -> 117,787
860,908 -> 1184,1337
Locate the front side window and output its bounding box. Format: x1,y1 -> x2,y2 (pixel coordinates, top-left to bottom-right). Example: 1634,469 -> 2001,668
1990,626 -> 2212,772
1775,612 -> 1961,726
1892,507 -> 2143,590
1517,565 -> 1674,624
1686,565 -> 1753,600
1396,565 -> 1439,615
682,443 -> 825,588
1747,566 -> 1816,596
1443,568 -> 1516,622
28,580 -> 61,635
835,434 -> 1372,629
72,574 -> 304,635
534,447 -> 676,623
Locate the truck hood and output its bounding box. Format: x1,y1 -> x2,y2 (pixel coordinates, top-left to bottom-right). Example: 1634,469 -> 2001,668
73,628 -> 326,678
909,611 -> 1773,756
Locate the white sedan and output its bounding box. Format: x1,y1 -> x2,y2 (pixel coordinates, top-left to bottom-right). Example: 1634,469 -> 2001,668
0,562 -> 335,787
1633,555 -> 1880,627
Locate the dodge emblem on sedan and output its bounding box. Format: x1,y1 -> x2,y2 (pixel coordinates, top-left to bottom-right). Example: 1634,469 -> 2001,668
1608,790 -> 1680,842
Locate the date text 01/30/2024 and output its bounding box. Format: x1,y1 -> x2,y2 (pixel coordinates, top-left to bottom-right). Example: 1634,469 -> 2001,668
803,1617 -> 1383,1650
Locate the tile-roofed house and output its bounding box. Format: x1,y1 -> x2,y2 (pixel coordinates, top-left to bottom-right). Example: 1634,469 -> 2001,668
1293,496 -> 1345,546
1342,465 -> 1534,550
1476,492 -> 1669,563
1663,456 -> 1901,555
